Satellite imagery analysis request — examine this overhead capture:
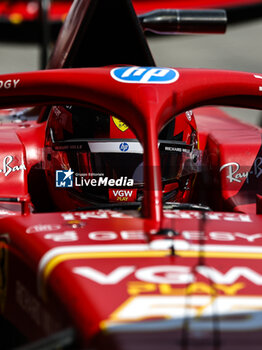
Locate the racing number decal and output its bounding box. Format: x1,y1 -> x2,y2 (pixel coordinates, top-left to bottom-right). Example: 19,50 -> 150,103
101,295 -> 262,332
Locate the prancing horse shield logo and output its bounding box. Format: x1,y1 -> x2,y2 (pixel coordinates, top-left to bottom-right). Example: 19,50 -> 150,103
112,116 -> 129,132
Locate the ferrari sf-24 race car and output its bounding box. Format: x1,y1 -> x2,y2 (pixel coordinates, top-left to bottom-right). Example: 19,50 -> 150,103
1,0 -> 262,349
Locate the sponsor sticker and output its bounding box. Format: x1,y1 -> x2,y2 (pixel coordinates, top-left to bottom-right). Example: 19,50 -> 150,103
220,162 -> 248,183
44,231 -> 78,242
0,155 -> 26,176
61,211 -> 133,221
72,264 -> 262,286
111,67 -> 179,84
0,210 -> 15,216
220,158 -> 262,184
26,224 -> 62,234
164,211 -> 252,222
0,79 -> 20,89
119,142 -> 129,152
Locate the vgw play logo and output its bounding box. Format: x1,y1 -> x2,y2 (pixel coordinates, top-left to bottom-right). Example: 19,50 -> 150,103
111,67 -> 179,84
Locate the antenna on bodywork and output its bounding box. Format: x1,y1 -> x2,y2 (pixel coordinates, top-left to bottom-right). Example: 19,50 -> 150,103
139,9 -> 227,35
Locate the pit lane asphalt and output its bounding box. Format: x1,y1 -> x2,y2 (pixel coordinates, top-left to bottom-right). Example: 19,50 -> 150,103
0,19 -> 262,124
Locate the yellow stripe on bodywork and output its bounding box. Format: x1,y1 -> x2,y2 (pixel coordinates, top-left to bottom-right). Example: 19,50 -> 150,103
43,250 -> 170,283
41,249 -> 262,299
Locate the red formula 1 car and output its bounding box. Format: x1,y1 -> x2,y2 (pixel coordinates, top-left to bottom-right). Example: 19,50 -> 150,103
1,0 -> 262,349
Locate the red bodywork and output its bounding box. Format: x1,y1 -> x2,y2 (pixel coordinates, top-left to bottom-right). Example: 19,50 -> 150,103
0,67 -> 261,348
0,0 -> 262,349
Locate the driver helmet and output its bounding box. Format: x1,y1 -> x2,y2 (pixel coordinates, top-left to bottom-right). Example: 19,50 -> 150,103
44,105 -> 200,210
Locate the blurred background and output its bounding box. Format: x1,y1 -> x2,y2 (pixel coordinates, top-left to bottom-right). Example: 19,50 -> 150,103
0,8 -> 262,123
1,18 -> 262,73
150,20 -> 262,125
149,20 -> 262,72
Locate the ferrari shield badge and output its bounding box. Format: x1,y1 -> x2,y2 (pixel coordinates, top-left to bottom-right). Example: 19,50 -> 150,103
112,116 -> 129,132
111,66 -> 179,84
